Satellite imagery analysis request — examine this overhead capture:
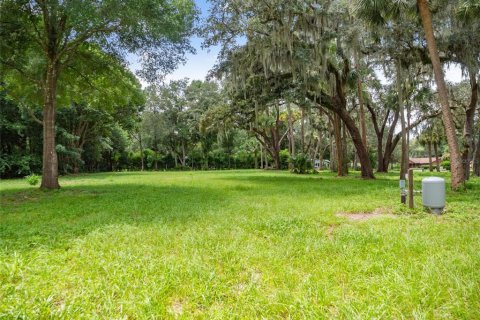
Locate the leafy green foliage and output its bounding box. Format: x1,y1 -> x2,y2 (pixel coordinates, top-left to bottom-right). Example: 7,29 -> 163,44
0,0 -> 197,85
0,0 -> 197,187
139,80 -> 257,170
24,174 -> 40,186
0,87 -> 42,178
0,153 -> 40,178
442,160 -> 451,171
289,153 -> 313,174
279,149 -> 290,169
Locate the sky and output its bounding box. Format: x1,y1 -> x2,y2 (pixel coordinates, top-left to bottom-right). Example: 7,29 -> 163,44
128,0 -> 220,85
165,0 -> 217,82
164,36 -> 220,82
444,65 -> 464,83
128,0 -> 466,86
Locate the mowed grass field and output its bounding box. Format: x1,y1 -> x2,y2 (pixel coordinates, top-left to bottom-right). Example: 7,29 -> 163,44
1,170 -> 479,319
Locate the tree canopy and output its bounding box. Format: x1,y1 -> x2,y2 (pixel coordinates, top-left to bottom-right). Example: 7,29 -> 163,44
1,0 -> 479,188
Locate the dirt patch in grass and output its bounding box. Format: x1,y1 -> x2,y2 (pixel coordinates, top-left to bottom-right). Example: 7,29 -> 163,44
0,191 -> 40,206
233,282 -> 246,295
336,208 -> 396,221
168,299 -> 184,317
326,225 -> 336,239
251,270 -> 262,283
1,189 -> 104,207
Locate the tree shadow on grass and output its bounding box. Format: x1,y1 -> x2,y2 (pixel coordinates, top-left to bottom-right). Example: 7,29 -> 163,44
0,183 -> 227,252
214,173 -> 397,198
65,171 -> 165,178
2,171 -> 442,252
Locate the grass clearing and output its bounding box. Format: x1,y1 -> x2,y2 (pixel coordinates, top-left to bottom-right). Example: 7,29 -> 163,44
1,170 -> 480,318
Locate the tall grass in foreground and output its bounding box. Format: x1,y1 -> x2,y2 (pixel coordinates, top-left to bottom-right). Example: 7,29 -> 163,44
1,170 -> 479,318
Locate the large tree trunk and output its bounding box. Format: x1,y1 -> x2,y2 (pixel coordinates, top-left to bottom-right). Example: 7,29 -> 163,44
260,145 -> 263,169
333,113 -> 345,176
40,62 -> 60,189
329,120 -> 336,172
271,103 -> 282,170
181,141 -> 186,167
381,110 -> 400,173
356,60 -> 367,148
321,99 -> 374,178
154,136 -> 159,171
407,103 -> 412,158
313,137 -> 320,160
377,135 -> 385,172
461,72 -> 477,180
381,109 -> 437,173
271,147 -> 281,170
434,141 -> 440,172
342,121 -> 349,174
366,103 -> 392,173
319,132 -> 325,171
417,0 -> 464,190
264,148 -> 269,168
139,132 -> 144,171
308,62 -> 374,178
428,142 -> 433,172
397,60 -> 408,181
337,106 -> 374,179
310,101 -> 374,177
204,149 -> 209,169
300,107 -> 305,153
383,142 -> 397,173
313,129 -> 323,166
154,150 -> 159,171
287,102 -> 295,159
474,132 -> 480,176
253,104 -> 282,170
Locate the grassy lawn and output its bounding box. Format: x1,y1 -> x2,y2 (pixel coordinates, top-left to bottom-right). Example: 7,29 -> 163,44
1,170 -> 479,318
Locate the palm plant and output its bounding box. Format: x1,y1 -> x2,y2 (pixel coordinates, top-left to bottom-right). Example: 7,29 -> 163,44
354,0 -> 465,189
417,0 -> 464,188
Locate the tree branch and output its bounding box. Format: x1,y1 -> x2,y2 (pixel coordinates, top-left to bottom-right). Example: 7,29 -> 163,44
25,106 -> 43,125
0,58 -> 42,86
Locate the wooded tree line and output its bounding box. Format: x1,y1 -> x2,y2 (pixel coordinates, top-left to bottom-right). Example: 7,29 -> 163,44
1,0 -> 479,190
0,0 -> 196,188
202,0 -> 480,189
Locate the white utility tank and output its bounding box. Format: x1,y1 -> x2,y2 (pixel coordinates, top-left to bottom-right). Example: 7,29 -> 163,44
422,177 -> 446,214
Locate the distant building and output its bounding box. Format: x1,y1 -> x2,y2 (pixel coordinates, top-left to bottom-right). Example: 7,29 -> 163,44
409,157 -> 439,168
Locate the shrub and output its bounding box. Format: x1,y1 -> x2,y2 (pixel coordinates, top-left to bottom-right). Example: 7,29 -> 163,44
441,160 -> 451,171
1,153 -> 41,178
25,174 -> 40,186
289,153 -> 313,174
279,149 -> 290,169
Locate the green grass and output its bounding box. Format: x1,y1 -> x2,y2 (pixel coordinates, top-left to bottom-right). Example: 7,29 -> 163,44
1,170 -> 479,318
